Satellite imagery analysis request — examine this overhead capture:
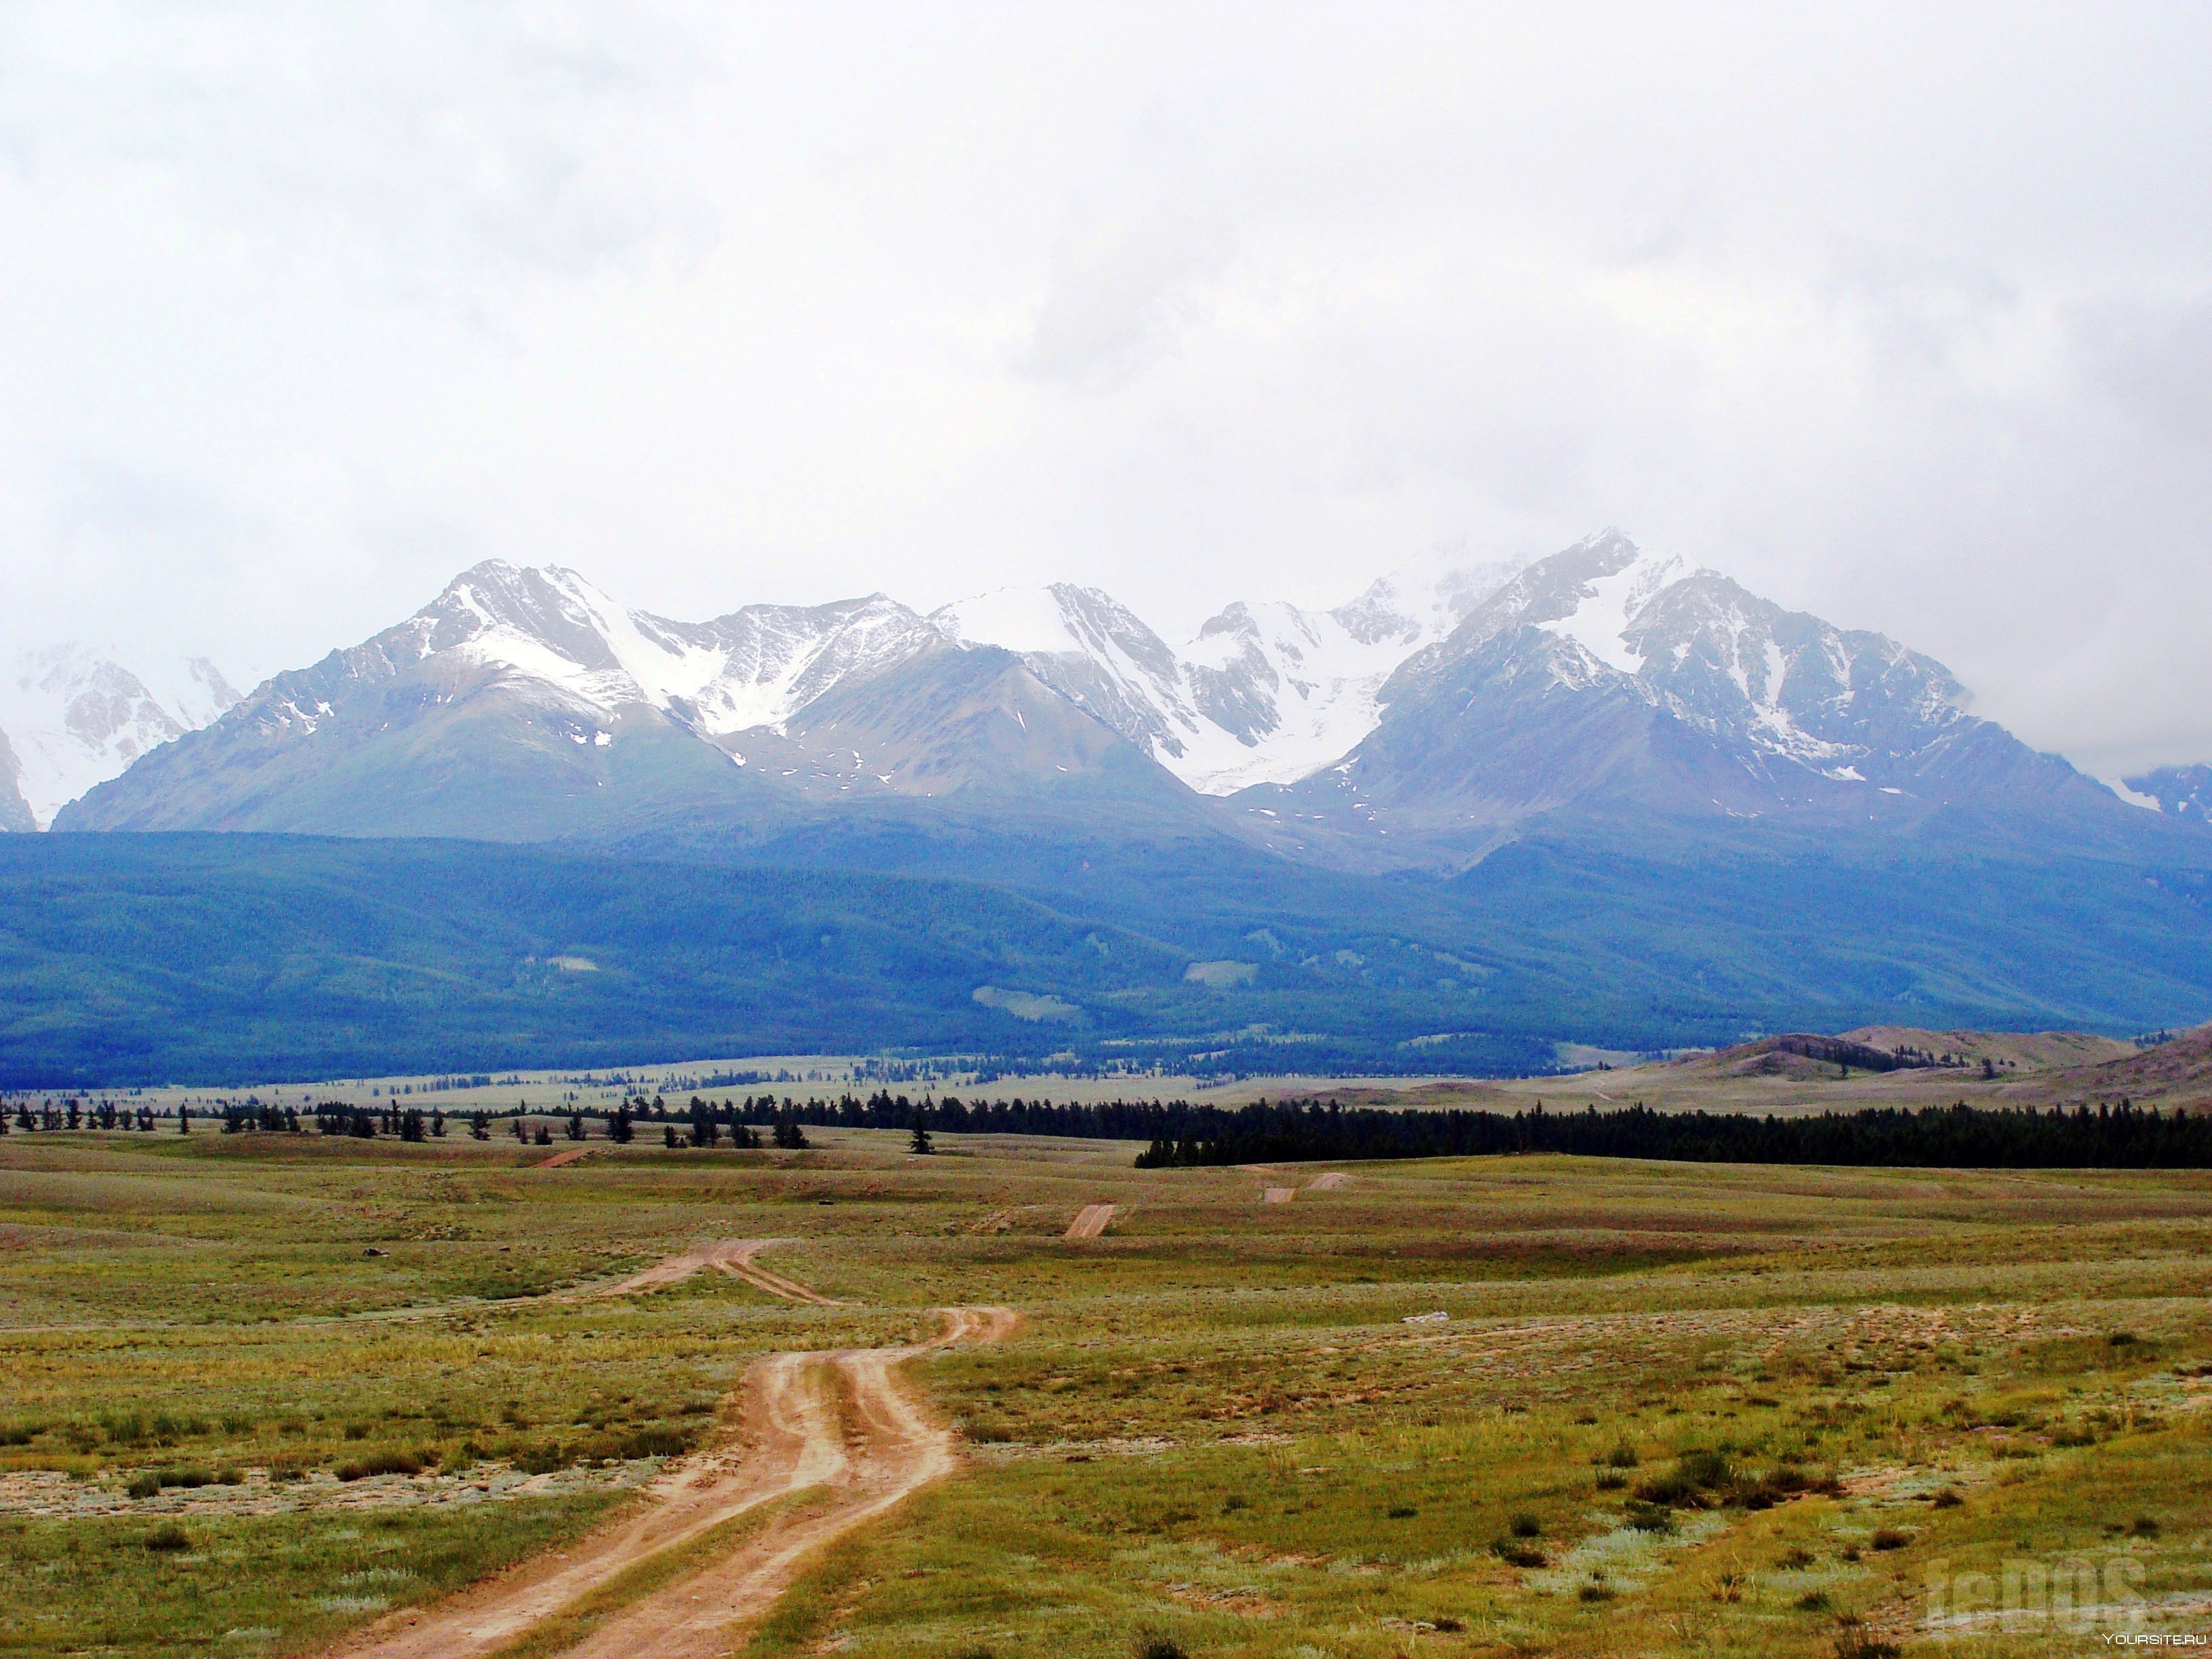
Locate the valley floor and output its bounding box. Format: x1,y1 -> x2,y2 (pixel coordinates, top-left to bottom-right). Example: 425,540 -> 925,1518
2,1126 -> 2209,1657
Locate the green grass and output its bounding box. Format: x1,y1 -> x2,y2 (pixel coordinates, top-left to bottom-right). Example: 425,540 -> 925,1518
3,1124 -> 2210,1656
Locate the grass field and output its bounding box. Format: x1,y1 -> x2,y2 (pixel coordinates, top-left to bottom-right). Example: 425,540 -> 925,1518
2,1124 -> 2209,1656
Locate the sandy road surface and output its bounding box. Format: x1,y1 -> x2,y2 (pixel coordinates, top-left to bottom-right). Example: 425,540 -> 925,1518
573,1240 -> 844,1306
1063,1204 -> 1117,1239
533,1147 -> 591,1168
325,1243 -> 1016,1659
1262,1186 -> 1296,1204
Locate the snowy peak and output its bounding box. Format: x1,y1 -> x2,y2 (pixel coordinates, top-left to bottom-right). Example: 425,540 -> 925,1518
364,560 -> 941,738
929,583 -> 1190,757
933,550 -> 1531,795
683,595 -> 940,736
0,644 -> 239,828
1384,531 -> 1978,780
1329,544 -> 1534,647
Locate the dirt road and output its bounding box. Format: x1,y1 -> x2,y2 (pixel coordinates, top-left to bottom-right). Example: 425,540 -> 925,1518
562,1307 -> 1017,1659
1063,1204 -> 1116,1239
1262,1186 -> 1296,1204
327,1251 -> 1016,1659
1307,1171 -> 1348,1191
575,1240 -> 844,1306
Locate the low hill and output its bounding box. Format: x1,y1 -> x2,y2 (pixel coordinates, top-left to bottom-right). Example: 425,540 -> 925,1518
2017,1025 -> 2212,1110
1842,1025 -> 2137,1072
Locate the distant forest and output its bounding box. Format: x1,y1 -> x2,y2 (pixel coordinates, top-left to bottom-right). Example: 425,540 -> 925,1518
721,1090 -> 2212,1170
39,1086 -> 2201,1170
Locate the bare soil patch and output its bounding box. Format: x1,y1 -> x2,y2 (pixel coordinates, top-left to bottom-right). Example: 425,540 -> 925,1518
1063,1204 -> 1116,1240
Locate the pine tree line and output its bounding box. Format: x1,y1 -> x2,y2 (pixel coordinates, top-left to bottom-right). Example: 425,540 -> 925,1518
1128,1097 -> 2212,1170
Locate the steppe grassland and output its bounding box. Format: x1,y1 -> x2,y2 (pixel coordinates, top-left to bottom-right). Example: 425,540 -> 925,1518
0,1128 -> 2205,1658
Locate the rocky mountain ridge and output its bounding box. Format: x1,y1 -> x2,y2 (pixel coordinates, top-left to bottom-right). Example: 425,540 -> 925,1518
44,533 -> 2209,869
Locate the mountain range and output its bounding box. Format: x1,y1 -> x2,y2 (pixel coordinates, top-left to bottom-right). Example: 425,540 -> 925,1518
42,530 -> 2197,857
9,531 -> 2212,1084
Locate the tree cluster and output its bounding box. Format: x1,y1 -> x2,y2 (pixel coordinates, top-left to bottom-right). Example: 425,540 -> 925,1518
1130,1097 -> 2212,1170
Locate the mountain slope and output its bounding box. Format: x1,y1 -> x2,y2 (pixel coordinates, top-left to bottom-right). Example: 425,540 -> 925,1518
0,832 -> 1204,1086
13,811 -> 2212,1086
2123,764 -> 2212,826
0,729 -> 33,833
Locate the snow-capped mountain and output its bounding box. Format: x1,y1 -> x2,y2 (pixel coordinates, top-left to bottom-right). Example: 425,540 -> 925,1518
928,547 -> 1528,794
52,533 -> 2182,863
277,561 -> 944,743
0,647 -> 239,829
56,560 -> 1198,837
1237,531 -> 2118,865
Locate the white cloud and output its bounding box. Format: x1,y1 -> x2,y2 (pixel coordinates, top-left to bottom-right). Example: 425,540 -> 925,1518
1,2 -> 2209,780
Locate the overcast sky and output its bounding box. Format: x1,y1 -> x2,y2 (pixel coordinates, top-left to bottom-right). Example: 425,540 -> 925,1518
2,3 -> 2209,777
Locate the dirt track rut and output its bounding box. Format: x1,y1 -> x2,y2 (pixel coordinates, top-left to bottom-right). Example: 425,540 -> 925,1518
327,1245 -> 1015,1659
1063,1204 -> 1116,1239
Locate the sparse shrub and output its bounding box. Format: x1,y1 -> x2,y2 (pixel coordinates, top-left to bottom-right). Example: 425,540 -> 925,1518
1578,1581 -> 1615,1601
1133,1635 -> 1189,1659
618,1426 -> 690,1460
1595,1470 -> 1626,1490
1931,1489 -> 1963,1509
512,1443 -> 569,1475
1796,1589 -> 1831,1611
143,1523 -> 191,1552
343,1422 -> 369,1441
1221,1494 -> 1248,1513
2128,1515 -> 2161,1537
1624,1500 -> 1675,1533
336,1450 -> 424,1482
1870,1528 -> 1910,1552
1387,1504 -> 1418,1519
1832,1616 -> 1901,1659
1709,1569 -> 1748,1602
1490,1538 -> 1547,1568
1778,1545 -> 1816,1569
1433,1618 -> 1462,1633
1634,1449 -> 1731,1507
1508,1512 -> 1542,1537
1602,1440 -> 1640,1468
125,1474 -> 160,1499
